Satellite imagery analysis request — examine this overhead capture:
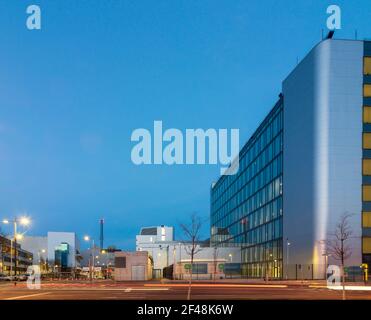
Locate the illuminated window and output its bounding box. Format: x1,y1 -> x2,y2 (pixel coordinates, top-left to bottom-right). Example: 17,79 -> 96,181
363,185 -> 371,201
364,106 -> 371,123
363,237 -> 371,254
363,133 -> 371,149
363,212 -> 371,228
364,84 -> 371,98
365,57 -> 371,75
363,159 -> 371,175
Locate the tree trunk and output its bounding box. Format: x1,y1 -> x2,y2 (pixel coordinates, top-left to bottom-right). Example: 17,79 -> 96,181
341,240 -> 346,300
187,253 -> 193,300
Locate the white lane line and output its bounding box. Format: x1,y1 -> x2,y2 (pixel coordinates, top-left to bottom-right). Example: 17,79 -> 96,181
124,288 -> 132,292
327,285 -> 371,291
5,292 -> 52,300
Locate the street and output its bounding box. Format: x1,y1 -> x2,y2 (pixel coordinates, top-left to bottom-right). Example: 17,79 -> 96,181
0,280 -> 371,300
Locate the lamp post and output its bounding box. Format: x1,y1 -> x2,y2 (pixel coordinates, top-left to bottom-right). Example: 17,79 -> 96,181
2,217 -> 30,279
38,249 -> 46,273
286,239 -> 291,280
84,236 -> 95,281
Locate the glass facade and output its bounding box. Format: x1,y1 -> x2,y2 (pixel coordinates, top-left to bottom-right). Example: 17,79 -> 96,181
211,98 -> 283,278
55,242 -> 69,270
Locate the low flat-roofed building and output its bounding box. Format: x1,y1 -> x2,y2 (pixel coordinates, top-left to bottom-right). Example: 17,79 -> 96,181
114,251 -> 152,281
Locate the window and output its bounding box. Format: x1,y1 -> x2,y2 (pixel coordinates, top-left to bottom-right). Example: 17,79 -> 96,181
363,237 -> 371,254
363,185 -> 371,201
363,133 -> 371,149
115,257 -> 126,268
363,212 -> 371,228
363,159 -> 371,175
364,57 -> 371,75
192,263 -> 208,274
364,106 -> 371,123
364,84 -> 371,98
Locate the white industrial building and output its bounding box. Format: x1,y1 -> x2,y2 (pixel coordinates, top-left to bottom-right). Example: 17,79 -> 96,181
136,225 -> 241,278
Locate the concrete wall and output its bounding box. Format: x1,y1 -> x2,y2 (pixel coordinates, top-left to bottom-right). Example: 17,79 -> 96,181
282,39 -> 363,279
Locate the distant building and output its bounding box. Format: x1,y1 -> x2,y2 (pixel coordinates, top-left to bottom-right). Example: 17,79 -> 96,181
47,232 -> 82,271
18,236 -> 47,266
19,232 -> 83,273
136,225 -> 175,270
136,225 -> 174,248
0,235 -> 33,275
80,246 -> 120,279
135,225 -> 241,278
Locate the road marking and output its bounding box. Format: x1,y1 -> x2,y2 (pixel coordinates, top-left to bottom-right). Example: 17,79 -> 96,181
327,286 -> 371,291
130,288 -> 169,291
5,292 -> 52,300
124,288 -> 132,292
145,284 -> 287,288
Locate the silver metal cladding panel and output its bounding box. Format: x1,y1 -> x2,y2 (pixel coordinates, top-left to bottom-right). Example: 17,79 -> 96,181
282,39 -> 363,278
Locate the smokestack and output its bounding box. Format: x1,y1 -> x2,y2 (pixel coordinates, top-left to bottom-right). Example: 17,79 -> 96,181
99,218 -> 104,249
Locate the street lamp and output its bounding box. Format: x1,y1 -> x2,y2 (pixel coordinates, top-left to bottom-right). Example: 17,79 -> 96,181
19,217 -> 30,226
84,235 -> 95,281
2,216 -> 31,279
286,239 -> 291,280
38,249 -> 46,272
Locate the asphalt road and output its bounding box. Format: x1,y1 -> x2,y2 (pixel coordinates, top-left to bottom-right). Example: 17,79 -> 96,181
0,281 -> 371,300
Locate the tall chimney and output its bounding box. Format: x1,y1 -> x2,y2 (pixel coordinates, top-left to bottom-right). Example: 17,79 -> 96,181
99,218 -> 104,249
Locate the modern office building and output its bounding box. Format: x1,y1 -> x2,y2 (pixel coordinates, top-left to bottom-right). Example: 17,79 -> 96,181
211,37 -> 371,279
0,235 -> 33,275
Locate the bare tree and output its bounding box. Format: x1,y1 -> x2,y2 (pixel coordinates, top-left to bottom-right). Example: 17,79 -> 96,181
325,213 -> 354,300
179,213 -> 203,300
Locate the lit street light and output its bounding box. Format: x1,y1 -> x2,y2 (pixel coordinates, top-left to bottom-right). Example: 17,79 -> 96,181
84,235 -> 95,281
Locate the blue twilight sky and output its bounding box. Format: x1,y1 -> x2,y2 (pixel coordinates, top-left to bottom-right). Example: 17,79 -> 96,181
0,0 -> 370,250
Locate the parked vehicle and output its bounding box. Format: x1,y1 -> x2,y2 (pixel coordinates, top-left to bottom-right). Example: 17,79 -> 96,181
17,274 -> 30,281
0,274 -> 13,281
